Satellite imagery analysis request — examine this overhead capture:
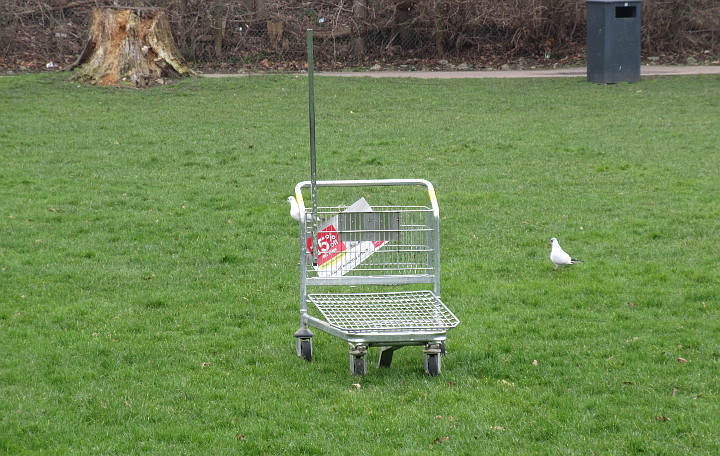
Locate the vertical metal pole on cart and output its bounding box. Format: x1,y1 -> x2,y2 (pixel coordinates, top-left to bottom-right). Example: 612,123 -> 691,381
307,29 -> 319,266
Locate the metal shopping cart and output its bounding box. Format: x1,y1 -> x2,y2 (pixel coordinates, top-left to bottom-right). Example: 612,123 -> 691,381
293,179 -> 460,376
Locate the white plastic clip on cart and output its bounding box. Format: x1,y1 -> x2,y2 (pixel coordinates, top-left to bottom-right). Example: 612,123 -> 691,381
293,179 -> 460,376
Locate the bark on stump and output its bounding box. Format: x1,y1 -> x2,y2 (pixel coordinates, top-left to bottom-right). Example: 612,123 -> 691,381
69,7 -> 195,87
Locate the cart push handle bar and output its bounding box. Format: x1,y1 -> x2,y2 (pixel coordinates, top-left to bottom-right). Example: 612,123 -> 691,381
294,179 -> 439,217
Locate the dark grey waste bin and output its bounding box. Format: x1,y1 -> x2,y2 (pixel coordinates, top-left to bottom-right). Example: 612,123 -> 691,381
586,0 -> 642,83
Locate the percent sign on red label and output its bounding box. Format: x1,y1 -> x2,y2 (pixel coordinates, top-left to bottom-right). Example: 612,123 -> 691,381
306,225 -> 346,266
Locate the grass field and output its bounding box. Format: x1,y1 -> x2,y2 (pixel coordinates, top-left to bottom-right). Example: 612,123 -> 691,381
1,72 -> 718,455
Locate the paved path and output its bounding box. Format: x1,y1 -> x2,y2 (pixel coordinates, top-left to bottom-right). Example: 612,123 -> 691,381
204,65 -> 720,79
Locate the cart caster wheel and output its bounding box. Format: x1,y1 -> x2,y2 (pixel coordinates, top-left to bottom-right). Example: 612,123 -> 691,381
294,328 -> 314,361
424,344 -> 442,376
352,356 -> 366,376
349,345 -> 367,376
299,339 -> 312,362
425,354 -> 441,376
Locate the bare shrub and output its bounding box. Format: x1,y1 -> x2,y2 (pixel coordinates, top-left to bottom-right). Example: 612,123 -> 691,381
1,0 -> 717,71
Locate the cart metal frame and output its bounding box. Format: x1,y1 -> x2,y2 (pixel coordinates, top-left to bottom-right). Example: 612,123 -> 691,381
293,179 -> 460,376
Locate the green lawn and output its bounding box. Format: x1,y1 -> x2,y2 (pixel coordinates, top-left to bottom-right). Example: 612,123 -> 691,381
1,72 -> 718,455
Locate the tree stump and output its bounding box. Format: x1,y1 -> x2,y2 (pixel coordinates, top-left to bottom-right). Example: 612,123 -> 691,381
69,7 -> 195,87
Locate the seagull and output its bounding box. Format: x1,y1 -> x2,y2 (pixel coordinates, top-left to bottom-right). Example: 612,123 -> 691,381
287,196 -> 302,221
550,237 -> 583,270
287,196 -> 321,223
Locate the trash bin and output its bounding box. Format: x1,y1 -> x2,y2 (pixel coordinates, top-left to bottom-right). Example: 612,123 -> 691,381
586,0 -> 642,83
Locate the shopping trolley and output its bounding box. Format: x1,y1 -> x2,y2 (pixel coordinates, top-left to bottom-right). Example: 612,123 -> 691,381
293,179 -> 460,376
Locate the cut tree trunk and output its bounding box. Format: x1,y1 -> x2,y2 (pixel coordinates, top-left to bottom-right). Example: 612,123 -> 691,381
351,0 -> 368,59
68,6 -> 195,87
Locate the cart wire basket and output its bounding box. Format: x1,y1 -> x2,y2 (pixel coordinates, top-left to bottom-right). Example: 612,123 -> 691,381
293,179 -> 460,376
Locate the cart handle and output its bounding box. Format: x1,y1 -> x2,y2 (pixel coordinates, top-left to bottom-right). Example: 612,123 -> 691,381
294,179 -> 438,217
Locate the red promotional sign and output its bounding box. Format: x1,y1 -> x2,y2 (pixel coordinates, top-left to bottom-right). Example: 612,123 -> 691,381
306,225 -> 346,266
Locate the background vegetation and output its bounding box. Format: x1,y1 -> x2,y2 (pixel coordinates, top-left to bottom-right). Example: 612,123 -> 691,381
1,0 -> 719,72
1,72 -> 718,454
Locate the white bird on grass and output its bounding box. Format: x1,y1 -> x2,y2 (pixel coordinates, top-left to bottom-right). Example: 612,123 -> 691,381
550,237 -> 583,270
287,196 -> 321,223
